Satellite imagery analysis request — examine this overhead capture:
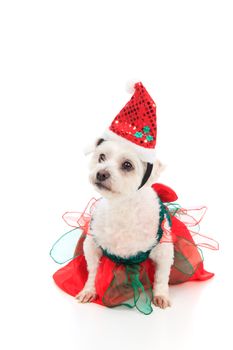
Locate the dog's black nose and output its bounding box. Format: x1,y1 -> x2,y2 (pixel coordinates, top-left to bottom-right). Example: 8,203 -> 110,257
96,170 -> 110,182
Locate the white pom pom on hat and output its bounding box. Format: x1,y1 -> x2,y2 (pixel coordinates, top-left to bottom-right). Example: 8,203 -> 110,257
125,79 -> 140,94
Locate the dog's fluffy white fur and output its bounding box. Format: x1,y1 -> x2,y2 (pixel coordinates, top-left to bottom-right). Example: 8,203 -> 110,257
76,139 -> 174,308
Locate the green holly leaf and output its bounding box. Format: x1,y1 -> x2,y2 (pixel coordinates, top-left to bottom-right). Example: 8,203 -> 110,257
134,131 -> 143,138
146,135 -> 154,141
143,126 -> 150,134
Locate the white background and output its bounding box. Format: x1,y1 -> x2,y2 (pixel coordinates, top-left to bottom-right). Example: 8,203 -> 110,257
0,1 -> 232,349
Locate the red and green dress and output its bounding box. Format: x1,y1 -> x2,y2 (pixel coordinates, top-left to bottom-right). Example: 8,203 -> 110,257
50,183 -> 218,315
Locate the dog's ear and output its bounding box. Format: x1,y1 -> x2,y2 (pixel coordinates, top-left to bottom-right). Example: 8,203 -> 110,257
153,159 -> 166,178
146,159 -> 166,185
83,138 -> 105,156
96,138 -> 105,147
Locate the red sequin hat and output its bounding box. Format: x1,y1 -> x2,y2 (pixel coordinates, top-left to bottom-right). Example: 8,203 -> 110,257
103,82 -> 157,163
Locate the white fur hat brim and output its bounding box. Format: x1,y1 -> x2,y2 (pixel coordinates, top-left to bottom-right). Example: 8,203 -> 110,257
103,129 -> 156,163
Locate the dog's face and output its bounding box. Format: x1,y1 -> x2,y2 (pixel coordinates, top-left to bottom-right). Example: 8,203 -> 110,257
88,139 -> 164,199
89,139 -> 145,198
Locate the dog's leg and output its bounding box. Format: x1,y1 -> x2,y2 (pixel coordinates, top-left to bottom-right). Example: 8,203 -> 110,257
149,242 -> 174,309
75,235 -> 102,303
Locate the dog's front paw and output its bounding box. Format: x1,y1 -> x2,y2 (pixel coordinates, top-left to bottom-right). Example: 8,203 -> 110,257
153,295 -> 171,309
75,289 -> 97,303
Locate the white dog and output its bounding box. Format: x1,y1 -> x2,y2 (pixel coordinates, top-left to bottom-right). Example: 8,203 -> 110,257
76,138 -> 174,309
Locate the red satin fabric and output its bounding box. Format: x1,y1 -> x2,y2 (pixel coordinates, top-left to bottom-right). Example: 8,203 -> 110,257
152,183 -> 178,202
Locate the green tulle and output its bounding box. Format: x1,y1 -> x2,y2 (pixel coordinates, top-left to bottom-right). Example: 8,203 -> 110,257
50,227 -> 82,264
102,263 -> 153,315
166,202 -> 182,217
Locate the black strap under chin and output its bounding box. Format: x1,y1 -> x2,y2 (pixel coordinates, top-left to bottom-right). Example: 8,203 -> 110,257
138,163 -> 153,190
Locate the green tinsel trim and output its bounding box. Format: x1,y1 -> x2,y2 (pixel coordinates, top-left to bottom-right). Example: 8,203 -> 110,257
101,248 -> 151,265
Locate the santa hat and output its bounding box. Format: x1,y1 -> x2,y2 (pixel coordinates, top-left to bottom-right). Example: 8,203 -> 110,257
103,82 -> 157,163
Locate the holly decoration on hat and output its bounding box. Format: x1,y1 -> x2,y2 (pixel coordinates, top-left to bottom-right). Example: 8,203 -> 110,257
134,125 -> 154,142
108,82 -> 157,152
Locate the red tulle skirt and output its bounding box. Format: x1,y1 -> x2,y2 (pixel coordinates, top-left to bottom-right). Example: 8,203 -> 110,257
53,184 -> 216,309
53,217 -> 214,305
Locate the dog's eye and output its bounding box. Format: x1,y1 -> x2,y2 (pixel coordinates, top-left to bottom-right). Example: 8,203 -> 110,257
122,161 -> 133,171
98,154 -> 106,162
